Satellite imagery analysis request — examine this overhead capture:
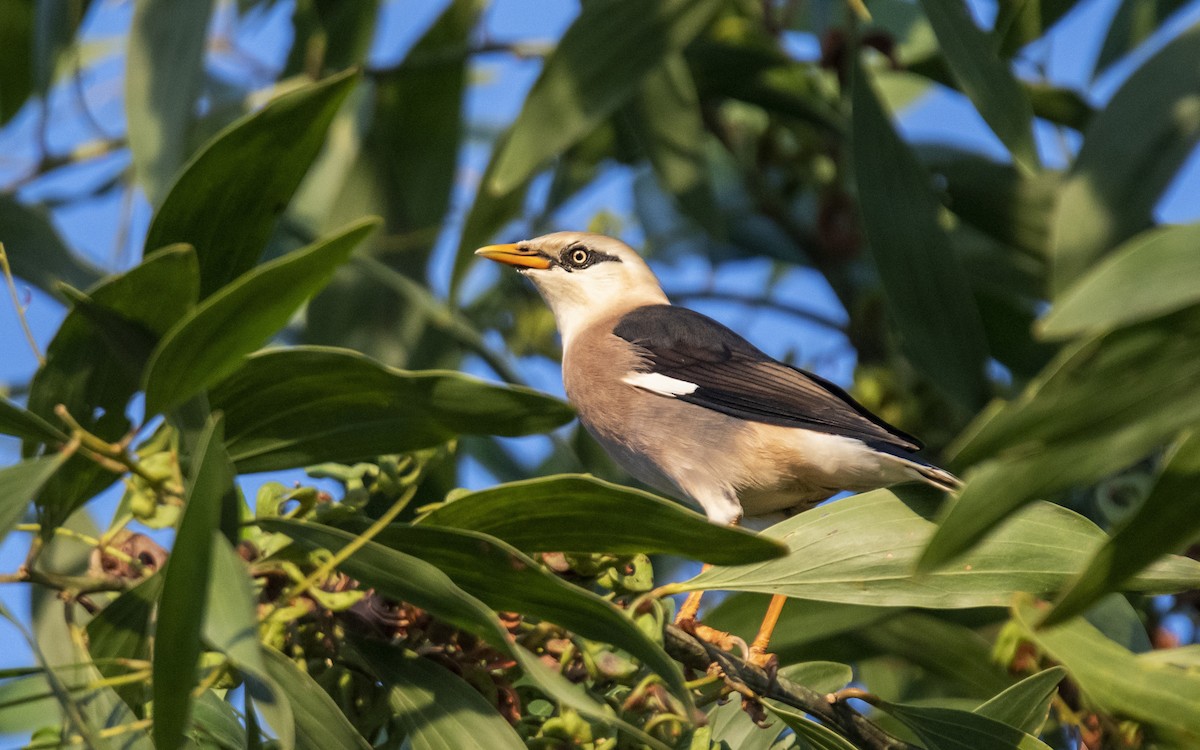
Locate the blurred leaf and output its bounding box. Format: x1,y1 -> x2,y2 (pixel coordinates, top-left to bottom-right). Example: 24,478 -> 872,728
419,474 -> 787,565
0,398 -> 65,445
928,309 -> 1200,568
1013,598 -> 1200,743
372,0 -> 479,233
32,0 -> 91,95
143,218 -> 379,416
779,661 -> 854,695
707,697 -> 786,750
284,0 -> 378,75
0,0 -> 34,123
490,0 -> 723,193
624,54 -> 720,233
920,147 -> 1058,256
0,453 -> 66,547
264,519 -> 693,710
686,486 -> 1200,608
211,346 -> 570,472
1040,223 -> 1200,339
993,0 -> 1078,57
765,703 -> 857,750
973,667 -> 1066,734
259,647 -> 370,750
153,416 -> 233,750
1096,0 -> 1190,73
263,519 -> 668,749
1025,82 -> 1093,131
1043,431 -> 1200,625
0,670 -> 80,734
126,0 -> 215,205
26,245 -> 199,531
86,575 -> 160,714
190,691 -> 246,750
144,69 -> 359,297
852,65 -> 989,407
349,639 -> 525,750
0,195 -> 103,295
860,612 -> 1012,697
917,0 -> 1038,171
1048,24 -> 1200,293
874,699 -> 1052,749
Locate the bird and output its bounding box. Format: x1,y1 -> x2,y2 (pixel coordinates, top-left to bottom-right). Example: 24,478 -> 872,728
475,231 -> 960,668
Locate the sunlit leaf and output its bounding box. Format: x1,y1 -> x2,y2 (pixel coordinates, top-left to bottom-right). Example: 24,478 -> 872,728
210,346 -> 572,472
852,64 -> 989,407
0,454 -> 66,547
145,69 -> 359,296
1040,223 -> 1200,339
1043,430 -> 1200,626
418,474 -> 787,565
349,639 -> 525,750
0,398 -> 65,445
143,218 -> 379,416
684,486 -> 1200,608
153,416 -> 233,750
1048,24 -> 1200,293
917,0 -> 1038,171
974,667 -> 1066,735
1013,598 -> 1200,743
263,519 -> 692,710
126,0 -> 215,204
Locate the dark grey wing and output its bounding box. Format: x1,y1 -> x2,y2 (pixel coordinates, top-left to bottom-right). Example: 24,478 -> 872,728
612,305 -> 922,452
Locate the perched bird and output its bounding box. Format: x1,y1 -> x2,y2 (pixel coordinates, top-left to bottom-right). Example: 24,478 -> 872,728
476,231 -> 959,666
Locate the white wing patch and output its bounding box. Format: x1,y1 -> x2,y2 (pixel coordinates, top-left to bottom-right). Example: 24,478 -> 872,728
622,372 -> 698,397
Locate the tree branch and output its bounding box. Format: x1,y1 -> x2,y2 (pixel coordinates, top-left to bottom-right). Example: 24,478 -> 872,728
662,624 -> 912,750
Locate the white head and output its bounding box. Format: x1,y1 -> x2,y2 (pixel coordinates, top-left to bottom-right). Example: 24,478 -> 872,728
475,232 -> 669,347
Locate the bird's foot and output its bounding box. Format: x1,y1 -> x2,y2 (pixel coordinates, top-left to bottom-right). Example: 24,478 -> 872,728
746,646 -> 779,683
675,617 -> 750,659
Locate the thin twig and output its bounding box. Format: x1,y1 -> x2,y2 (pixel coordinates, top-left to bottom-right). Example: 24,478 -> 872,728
0,243 -> 45,365
662,624 -> 912,750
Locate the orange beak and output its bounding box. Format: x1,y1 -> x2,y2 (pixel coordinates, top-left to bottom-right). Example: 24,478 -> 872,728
474,243 -> 552,270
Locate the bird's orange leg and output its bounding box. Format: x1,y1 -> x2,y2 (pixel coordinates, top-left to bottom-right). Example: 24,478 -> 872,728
672,564 -> 748,657
747,593 -> 785,673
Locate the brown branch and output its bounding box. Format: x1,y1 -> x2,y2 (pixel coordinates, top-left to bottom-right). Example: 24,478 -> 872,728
663,624 -> 913,750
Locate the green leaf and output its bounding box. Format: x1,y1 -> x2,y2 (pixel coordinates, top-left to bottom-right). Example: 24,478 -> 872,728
859,612 -> 1012,697
126,0 -> 215,205
0,453 -> 66,546
262,519 -> 667,749
874,700 -> 1052,750
489,0 -> 723,193
26,245 -> 199,530
145,69 -> 359,297
259,648 -> 370,750
683,486 -> 1200,608
190,691 -> 246,750
1095,0 -> 1190,73
0,0 -> 34,124
153,416 -> 234,750
0,398 -> 65,445
1043,430 -> 1200,626
624,54 -> 720,232
993,0 -> 1078,57
371,0 -> 479,233
851,64 -> 989,407
974,667 -> 1066,735
916,0 -> 1038,171
1025,81 -> 1094,132
209,346 -> 573,472
779,662 -> 853,695
263,519 -> 692,710
418,474 -> 787,565
1039,223 -> 1200,339
0,195 -> 103,295
143,218 -> 379,416
926,309 -> 1200,568
1013,598 -> 1200,743
33,0 -> 90,96
348,639 -> 525,750
1048,24 -> 1200,293
707,697 -> 786,750
86,575 -> 162,713
764,703 -> 857,750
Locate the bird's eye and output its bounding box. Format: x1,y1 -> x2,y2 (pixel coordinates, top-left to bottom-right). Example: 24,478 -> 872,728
570,248 -> 589,266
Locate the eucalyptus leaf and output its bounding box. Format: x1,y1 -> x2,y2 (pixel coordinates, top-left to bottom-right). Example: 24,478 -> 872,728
874,699 -> 1052,750
143,218 -> 379,416
145,69 -> 359,296
86,575 -> 161,713
765,702 -> 857,750
259,648 -> 370,750
683,486 -> 1200,608
418,474 -> 787,565
0,0 -> 33,123
0,195 -> 103,295
210,346 -> 573,473
974,667 -> 1066,735
0,454 -> 67,546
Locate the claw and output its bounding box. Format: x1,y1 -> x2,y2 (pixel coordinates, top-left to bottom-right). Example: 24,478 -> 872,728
747,647 -> 779,683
